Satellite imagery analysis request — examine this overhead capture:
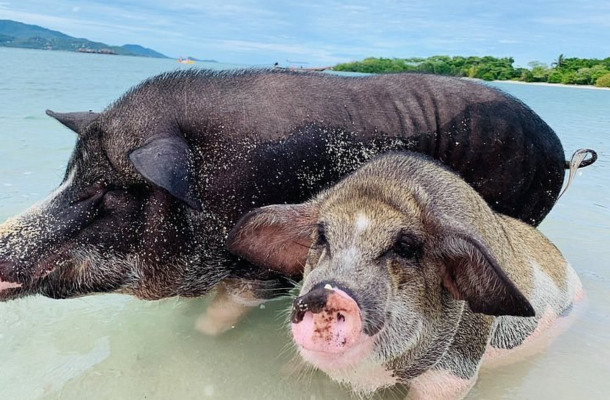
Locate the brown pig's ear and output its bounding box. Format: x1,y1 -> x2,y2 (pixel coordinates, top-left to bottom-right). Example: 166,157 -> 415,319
227,203 -> 318,276
438,233 -> 535,317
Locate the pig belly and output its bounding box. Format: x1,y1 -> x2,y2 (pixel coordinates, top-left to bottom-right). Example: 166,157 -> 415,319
483,286 -> 585,368
407,369 -> 475,400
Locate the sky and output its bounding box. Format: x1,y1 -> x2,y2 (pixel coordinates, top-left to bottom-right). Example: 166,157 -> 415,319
0,0 -> 608,67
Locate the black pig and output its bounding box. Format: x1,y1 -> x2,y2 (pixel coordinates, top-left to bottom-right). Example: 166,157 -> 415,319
0,69 -> 595,301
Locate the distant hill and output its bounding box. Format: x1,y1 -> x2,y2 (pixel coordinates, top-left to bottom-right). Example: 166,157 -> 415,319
0,20 -> 169,58
187,56 -> 218,63
122,44 -> 167,58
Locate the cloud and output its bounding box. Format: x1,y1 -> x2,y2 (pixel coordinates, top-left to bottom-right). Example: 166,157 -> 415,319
533,15 -> 610,28
1,0 -> 608,65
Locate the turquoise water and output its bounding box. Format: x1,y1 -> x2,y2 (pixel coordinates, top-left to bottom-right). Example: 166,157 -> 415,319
1,47 -> 609,399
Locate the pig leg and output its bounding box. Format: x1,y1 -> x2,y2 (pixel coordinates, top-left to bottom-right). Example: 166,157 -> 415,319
195,279 -> 264,336
406,369 -> 477,400
196,274 -> 295,335
406,311 -> 489,399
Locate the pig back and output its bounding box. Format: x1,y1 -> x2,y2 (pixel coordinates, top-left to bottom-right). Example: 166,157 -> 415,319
183,70 -> 565,226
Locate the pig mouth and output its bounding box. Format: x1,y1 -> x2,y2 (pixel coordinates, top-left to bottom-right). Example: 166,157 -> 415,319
0,261 -> 30,299
0,279 -> 22,291
0,237 -> 85,300
297,332 -> 377,372
0,256 -> 60,300
0,188 -> 109,300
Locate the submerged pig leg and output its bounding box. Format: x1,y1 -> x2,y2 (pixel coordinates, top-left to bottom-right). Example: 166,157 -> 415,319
405,312 -> 489,399
195,279 -> 264,335
407,369 -> 476,400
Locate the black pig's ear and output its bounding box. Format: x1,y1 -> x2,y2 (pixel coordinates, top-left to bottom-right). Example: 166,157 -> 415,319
437,231 -> 535,317
46,110 -> 99,135
129,136 -> 202,211
227,203 -> 318,276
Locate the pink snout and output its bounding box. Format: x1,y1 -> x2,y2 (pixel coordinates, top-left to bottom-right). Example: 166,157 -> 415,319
291,285 -> 363,353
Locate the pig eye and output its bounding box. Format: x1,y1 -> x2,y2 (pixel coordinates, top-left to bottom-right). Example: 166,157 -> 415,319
101,190 -> 126,210
315,223 -> 327,247
74,181 -> 107,203
392,233 -> 421,259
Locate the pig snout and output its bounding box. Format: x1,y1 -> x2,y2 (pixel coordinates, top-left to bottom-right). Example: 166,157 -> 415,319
291,284 -> 363,353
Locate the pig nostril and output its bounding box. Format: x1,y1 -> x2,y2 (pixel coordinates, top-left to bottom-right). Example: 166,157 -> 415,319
337,312 -> 345,322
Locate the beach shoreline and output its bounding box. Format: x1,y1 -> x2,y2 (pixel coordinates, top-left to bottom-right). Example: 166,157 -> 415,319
491,79 -> 610,91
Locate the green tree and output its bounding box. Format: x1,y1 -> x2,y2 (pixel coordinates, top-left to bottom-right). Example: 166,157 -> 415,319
527,61 -> 550,82
596,72 -> 610,88
590,65 -> 610,81
574,68 -> 594,85
521,69 -> 534,82
333,55 -> 610,87
552,54 -> 565,68
547,71 -> 563,83
561,72 -> 577,84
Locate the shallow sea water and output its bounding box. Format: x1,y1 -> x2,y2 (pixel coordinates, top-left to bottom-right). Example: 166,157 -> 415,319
0,47 -> 609,400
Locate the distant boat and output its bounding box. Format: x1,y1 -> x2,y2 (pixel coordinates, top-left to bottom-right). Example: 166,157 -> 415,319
178,57 -> 195,64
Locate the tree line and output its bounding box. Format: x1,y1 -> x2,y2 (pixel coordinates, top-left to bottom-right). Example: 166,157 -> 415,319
333,55 -> 610,88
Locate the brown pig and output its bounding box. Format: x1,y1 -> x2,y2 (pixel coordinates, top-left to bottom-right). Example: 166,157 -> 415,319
227,152 -> 583,399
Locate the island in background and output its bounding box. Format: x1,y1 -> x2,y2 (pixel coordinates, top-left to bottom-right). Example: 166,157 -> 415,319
3,19 -> 607,87
0,19 -> 169,58
333,55 -> 610,88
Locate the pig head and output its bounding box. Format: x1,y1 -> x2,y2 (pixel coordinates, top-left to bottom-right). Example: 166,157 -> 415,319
0,108 -> 209,300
